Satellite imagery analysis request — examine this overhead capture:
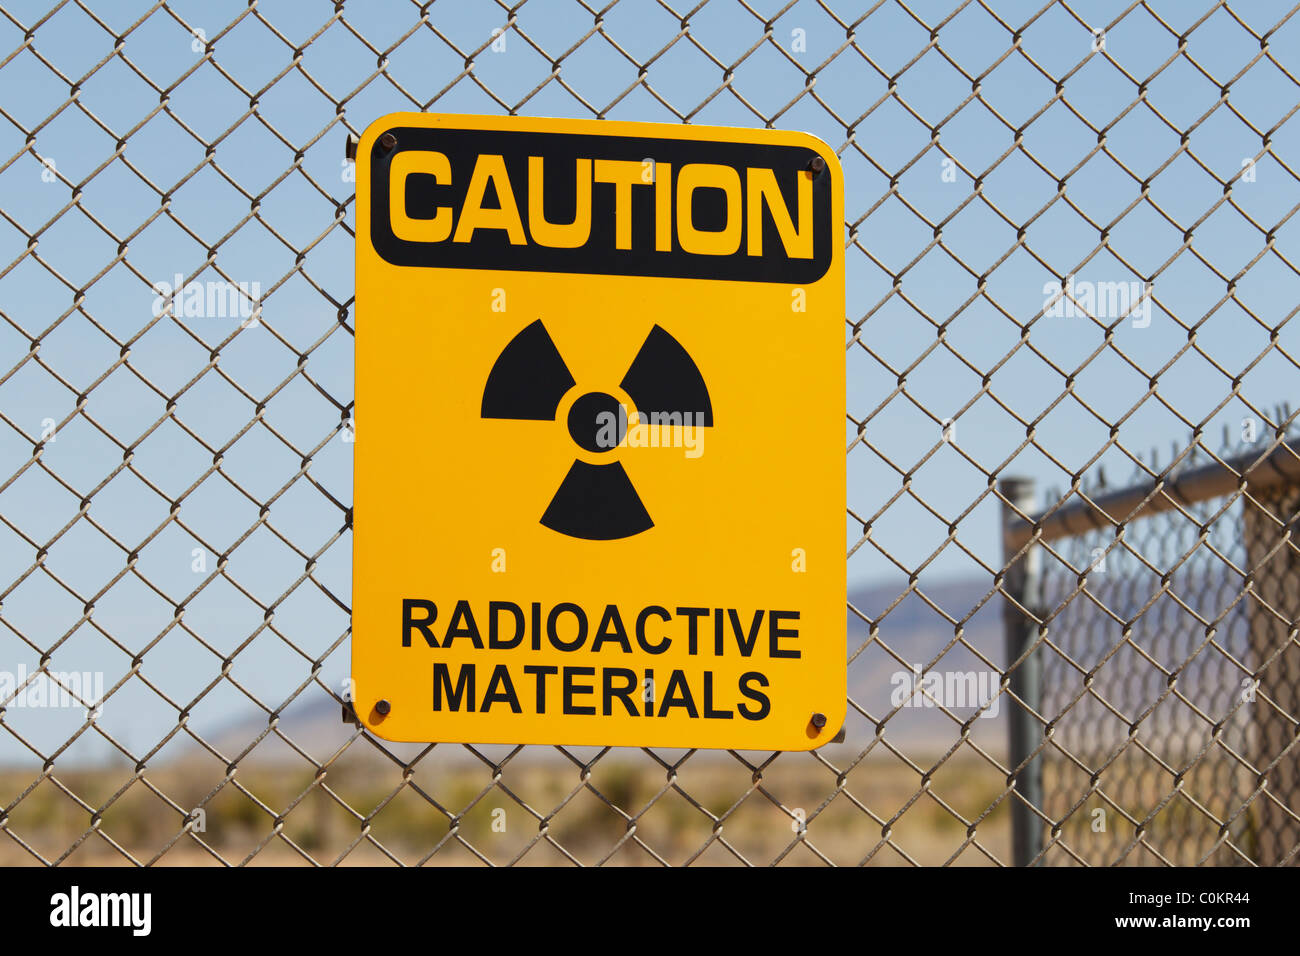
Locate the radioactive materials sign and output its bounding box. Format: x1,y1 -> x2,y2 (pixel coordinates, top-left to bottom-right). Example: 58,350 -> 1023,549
352,112 -> 845,750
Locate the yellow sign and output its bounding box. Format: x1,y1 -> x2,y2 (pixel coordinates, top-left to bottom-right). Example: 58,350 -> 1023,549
353,112 -> 845,750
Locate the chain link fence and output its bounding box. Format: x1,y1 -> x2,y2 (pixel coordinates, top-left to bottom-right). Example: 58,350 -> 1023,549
0,0 -> 1297,866
1010,420 -> 1300,866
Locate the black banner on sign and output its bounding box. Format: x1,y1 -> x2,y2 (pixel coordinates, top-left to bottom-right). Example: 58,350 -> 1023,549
368,125 -> 835,283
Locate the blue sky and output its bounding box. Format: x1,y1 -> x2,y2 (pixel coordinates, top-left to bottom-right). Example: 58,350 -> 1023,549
0,0 -> 1297,762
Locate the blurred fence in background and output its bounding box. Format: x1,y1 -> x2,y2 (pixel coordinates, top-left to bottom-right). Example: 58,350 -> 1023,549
1005,418 -> 1299,866
0,0 -> 1297,866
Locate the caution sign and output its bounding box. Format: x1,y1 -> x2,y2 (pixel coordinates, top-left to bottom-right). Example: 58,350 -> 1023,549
353,113 -> 845,750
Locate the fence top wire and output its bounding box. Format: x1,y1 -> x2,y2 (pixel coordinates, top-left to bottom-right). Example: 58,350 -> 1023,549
1005,418 -> 1300,546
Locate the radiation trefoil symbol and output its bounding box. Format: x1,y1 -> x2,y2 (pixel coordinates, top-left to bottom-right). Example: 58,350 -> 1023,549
481,320 -> 713,540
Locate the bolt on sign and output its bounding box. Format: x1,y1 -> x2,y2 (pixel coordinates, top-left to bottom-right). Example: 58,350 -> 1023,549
353,113 -> 845,750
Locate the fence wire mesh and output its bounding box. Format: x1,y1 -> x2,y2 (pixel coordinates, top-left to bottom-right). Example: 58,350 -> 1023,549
1035,426 -> 1300,866
0,0 -> 1297,866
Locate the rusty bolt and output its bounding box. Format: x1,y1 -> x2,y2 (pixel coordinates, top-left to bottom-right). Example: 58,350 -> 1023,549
375,699 -> 392,716
379,132 -> 398,151
808,155 -> 826,174
811,712 -> 827,730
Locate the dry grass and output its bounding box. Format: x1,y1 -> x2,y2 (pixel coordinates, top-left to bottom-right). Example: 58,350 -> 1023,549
0,751 -> 1013,866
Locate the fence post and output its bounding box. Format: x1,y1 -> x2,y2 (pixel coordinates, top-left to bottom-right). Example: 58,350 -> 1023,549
1240,484 -> 1300,865
1001,476 -> 1044,867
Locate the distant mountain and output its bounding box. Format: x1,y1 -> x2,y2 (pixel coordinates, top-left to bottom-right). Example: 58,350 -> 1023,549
844,577 -> 1008,757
